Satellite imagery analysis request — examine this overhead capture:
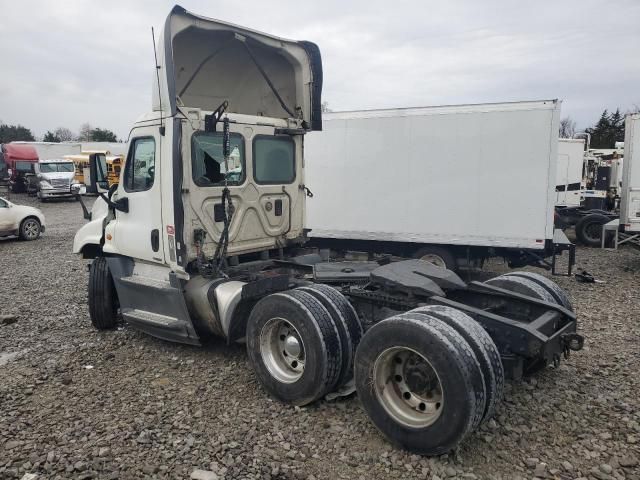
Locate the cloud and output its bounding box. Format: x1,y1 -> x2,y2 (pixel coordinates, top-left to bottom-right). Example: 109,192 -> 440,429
0,0 -> 638,139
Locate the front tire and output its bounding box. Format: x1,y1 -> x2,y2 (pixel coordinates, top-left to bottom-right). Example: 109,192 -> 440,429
19,217 -> 41,240
88,257 -> 119,330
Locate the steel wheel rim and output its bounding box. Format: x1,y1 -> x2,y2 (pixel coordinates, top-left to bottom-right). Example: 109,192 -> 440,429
373,347 -> 444,428
419,254 -> 446,269
23,220 -> 39,239
260,317 -> 305,383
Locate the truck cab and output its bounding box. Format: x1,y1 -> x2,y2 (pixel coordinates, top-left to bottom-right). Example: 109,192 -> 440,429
74,4 -> 322,335
0,144 -> 39,193
35,158 -> 78,200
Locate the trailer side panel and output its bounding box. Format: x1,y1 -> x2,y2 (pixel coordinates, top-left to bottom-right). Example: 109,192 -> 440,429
305,101 -> 560,249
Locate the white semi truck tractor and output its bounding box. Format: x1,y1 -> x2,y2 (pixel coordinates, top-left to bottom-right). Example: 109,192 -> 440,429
73,5 -> 583,455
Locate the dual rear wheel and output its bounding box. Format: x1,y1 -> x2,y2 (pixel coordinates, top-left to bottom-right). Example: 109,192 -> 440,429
246,286 -> 363,406
354,306 -> 504,455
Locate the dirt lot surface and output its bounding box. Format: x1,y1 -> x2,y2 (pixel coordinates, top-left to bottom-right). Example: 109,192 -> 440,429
1,193 -> 639,480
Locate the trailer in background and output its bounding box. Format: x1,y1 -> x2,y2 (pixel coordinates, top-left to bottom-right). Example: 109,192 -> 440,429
10,141 -> 82,160
555,138 -> 585,208
612,113 -> 640,247
305,100 -> 573,273
618,115 -> 640,234
553,138 -> 622,247
81,142 -> 127,156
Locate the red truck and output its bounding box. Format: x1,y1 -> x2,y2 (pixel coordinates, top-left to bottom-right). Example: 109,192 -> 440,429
0,144 -> 39,192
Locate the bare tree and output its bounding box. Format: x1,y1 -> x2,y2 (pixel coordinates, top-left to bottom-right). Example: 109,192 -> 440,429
559,117 -> 576,138
54,127 -> 76,142
78,123 -> 93,142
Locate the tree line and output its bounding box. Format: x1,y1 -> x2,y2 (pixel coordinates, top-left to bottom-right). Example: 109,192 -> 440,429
559,105 -> 640,148
0,122 -> 118,143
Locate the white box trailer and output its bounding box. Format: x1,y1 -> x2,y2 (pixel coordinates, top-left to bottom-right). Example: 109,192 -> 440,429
305,100 -> 571,271
556,138 -> 585,208
11,141 -> 82,160
620,113 -> 640,234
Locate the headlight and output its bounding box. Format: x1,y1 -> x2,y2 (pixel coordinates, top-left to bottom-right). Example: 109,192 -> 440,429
40,180 -> 52,189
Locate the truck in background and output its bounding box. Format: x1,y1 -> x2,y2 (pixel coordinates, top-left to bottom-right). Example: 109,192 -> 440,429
34,158 -> 80,201
305,100 -> 573,272
0,144 -> 39,193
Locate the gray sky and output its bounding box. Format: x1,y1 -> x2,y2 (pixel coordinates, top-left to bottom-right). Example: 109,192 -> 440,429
1,0 -> 639,140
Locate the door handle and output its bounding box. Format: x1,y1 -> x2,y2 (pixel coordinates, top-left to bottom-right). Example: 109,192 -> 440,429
151,229 -> 159,252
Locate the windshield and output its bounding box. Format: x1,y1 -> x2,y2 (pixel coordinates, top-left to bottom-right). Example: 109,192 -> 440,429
16,161 -> 35,173
40,162 -> 75,173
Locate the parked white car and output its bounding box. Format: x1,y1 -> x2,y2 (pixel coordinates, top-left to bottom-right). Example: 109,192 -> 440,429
0,197 -> 45,240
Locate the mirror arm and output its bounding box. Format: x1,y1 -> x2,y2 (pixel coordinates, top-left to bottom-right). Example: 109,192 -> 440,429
99,193 -> 129,213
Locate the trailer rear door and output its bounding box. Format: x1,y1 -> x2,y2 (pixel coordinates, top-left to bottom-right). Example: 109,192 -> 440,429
620,114 -> 640,233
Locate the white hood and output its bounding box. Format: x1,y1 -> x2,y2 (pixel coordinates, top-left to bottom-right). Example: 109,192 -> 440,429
153,5 -> 323,130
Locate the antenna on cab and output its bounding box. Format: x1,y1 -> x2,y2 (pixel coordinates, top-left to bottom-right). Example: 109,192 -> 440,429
151,27 -> 165,136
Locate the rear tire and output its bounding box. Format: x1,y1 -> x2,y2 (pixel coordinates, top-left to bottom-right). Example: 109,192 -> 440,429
501,272 -> 572,311
485,275 -> 556,303
485,274 -> 565,375
88,256 -> 119,330
410,305 -> 504,424
412,246 -> 456,271
246,290 -> 342,406
296,285 -> 359,389
355,314 -> 481,455
575,213 -> 610,247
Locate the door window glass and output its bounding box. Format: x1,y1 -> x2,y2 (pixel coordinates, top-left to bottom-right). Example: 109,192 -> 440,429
191,132 -> 245,186
253,136 -> 295,184
124,138 -> 156,192
0,198 -> 7,208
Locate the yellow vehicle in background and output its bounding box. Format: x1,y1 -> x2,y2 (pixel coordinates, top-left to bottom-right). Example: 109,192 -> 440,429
106,154 -> 123,187
65,151 -> 123,188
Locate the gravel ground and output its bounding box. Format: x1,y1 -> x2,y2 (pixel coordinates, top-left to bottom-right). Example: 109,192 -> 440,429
1,193 -> 639,480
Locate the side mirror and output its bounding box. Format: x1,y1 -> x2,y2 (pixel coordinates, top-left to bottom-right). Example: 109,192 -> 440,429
88,153 -> 109,193
71,183 -> 87,195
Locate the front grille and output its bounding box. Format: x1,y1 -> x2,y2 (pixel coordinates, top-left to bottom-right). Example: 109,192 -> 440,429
50,178 -> 70,188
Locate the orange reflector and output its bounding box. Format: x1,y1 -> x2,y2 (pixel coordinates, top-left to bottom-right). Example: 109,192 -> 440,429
106,233 -> 113,241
